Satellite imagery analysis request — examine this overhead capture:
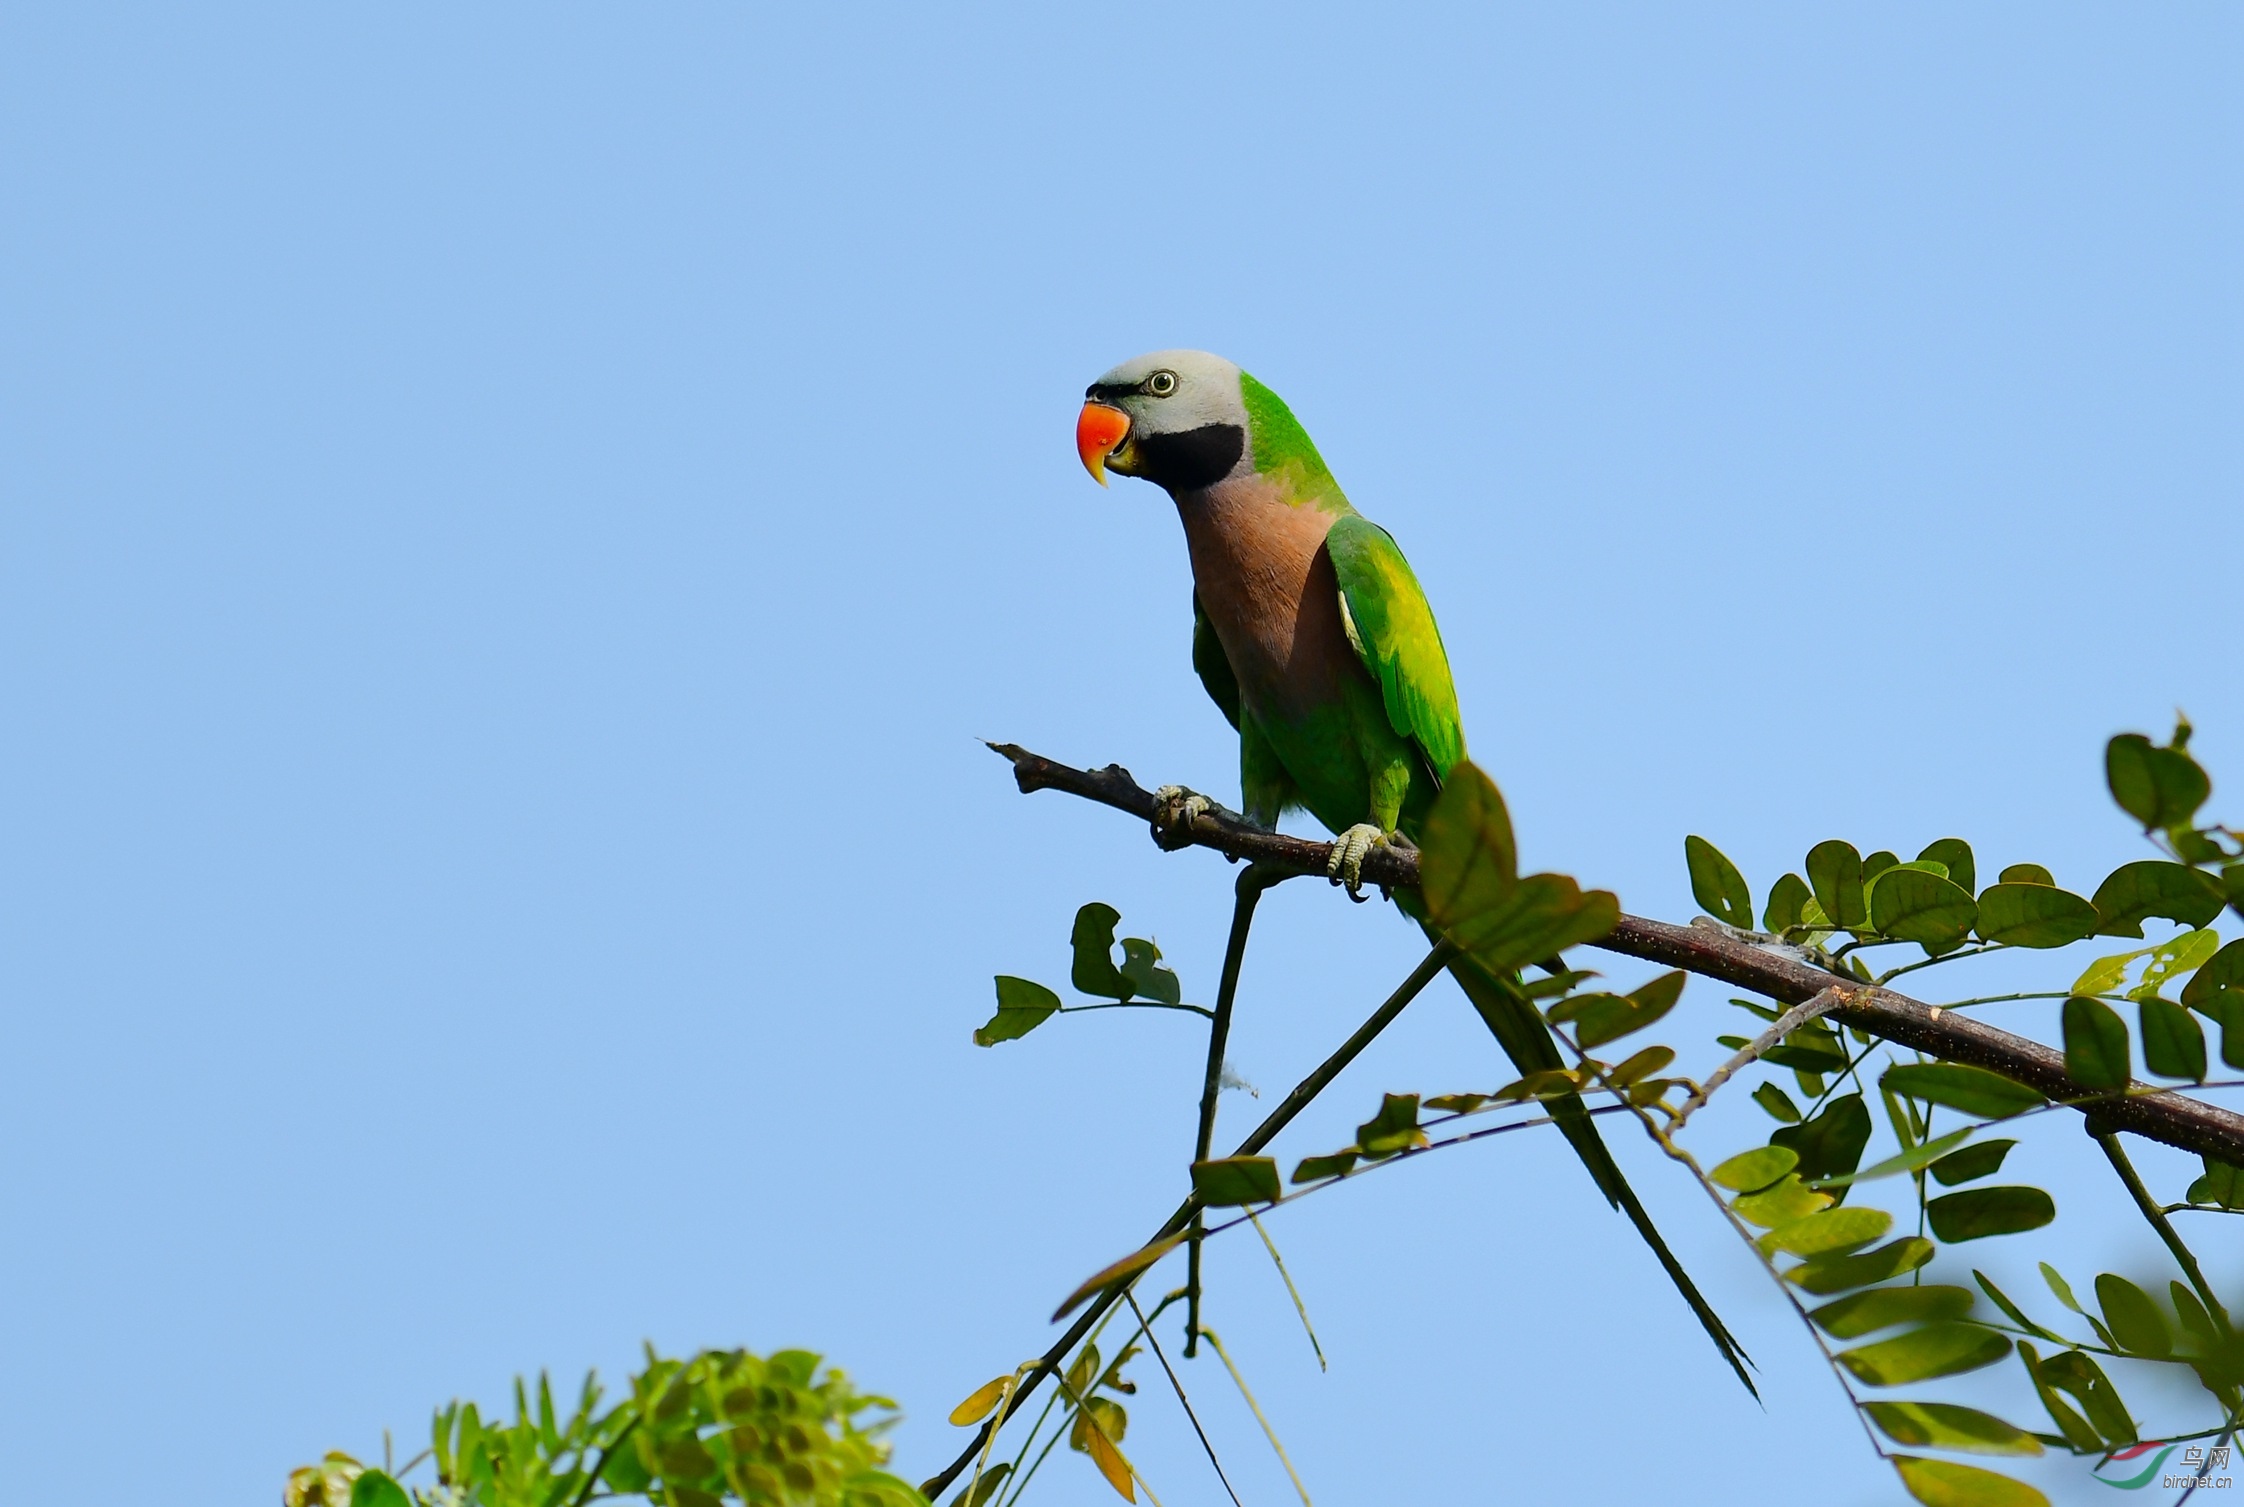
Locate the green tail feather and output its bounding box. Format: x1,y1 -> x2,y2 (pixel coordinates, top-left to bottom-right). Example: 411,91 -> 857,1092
1429,927 -> 1759,1398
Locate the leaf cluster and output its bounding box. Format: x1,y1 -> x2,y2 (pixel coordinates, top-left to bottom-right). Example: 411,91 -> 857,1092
289,1349 -> 925,1507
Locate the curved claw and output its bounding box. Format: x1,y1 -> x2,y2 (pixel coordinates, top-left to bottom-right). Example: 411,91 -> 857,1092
1151,784 -> 1213,850
1326,823 -> 1389,900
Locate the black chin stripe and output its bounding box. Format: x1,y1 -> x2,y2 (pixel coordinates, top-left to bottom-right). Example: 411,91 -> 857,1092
1136,422 -> 1245,492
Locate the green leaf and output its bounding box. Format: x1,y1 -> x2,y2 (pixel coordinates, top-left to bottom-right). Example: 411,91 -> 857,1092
2039,1263 -> 2083,1313
1053,1233 -> 1187,1320
1764,872 -> 1812,933
1520,969 -> 1596,999
1065,1343 -> 1101,1396
1117,938 -> 1181,1005
1733,1174 -> 1833,1229
1918,839 -> 1977,896
1070,904 -> 1131,1000
2013,1341 -> 2101,1453
1810,1284 -> 1975,1339
1868,866 -> 1979,954
1998,863 -> 2056,886
2034,1348 -> 2136,1447
1864,849 -> 1901,882
1972,1270 -> 2061,1341
1709,1144 -> 1799,1192
1881,1063 -> 2044,1119
1191,1156 -> 1281,1206
1866,1403 -> 2043,1458
2093,1274 -> 2170,1359
1752,1082 -> 1802,1123
1974,884 -> 2098,948
1290,1150 -> 1358,1184
2132,928 -> 2222,1001
2171,1281 -> 2219,1349
1685,835 -> 1753,928
1837,1323 -> 2010,1385
1930,1139 -> 2017,1187
952,1462 -> 1012,1507
1811,1125 -> 1974,1189
1758,1204 -> 1893,1258
1786,1236 -> 1936,1294
1433,869 -> 1621,980
1419,758 -> 1516,903
1758,1018 -> 1851,1073
2185,1154 -> 2244,1209
1772,1093 -> 1874,1199
1807,840 -> 1869,930
1604,1045 -> 1675,1087
2197,988 -> 2244,1071
2106,732 -> 2211,832
349,1474 -> 414,1507
1355,1093 -> 1426,1158
2091,860 -> 2225,938
2061,996 -> 2130,1090
976,976 -> 1062,1047
1927,1186 -> 2055,1242
1567,970 -> 1685,1049
1891,1456 -> 2048,1507
1422,1093 -> 1488,1113
949,1376 -> 1013,1427
2181,937 -> 2244,1007
2071,943 -> 2148,997
2139,997 -> 2206,1082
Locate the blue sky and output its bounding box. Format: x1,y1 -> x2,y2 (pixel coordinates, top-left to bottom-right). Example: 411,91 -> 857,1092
4,6 -> 2239,1504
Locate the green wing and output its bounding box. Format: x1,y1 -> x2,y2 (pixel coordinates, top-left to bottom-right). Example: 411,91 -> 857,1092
1325,515 -> 1464,780
1191,591 -> 1242,731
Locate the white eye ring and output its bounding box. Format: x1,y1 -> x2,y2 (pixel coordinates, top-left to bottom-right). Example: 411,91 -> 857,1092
1145,370 -> 1178,397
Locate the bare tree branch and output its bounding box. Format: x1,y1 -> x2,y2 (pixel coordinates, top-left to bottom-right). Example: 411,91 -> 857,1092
988,741 -> 2244,1168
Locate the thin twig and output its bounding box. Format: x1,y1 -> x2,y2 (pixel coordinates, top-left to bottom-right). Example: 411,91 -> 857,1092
567,1417 -> 638,1507
1668,985 -> 1860,1134
1190,865 -> 1285,1356
1125,1289 -> 1245,1507
2091,1124 -> 2234,1333
1201,1329 -> 1313,1507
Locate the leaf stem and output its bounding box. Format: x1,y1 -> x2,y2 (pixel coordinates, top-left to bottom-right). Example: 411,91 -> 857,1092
1247,1211 -> 1326,1371
2091,1124 -> 2233,1334
566,1416 -> 638,1507
1877,944 -> 2007,986
1058,1001 -> 1218,1020
1200,1329 -> 1312,1506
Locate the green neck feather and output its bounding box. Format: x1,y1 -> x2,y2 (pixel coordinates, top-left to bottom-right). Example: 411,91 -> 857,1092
1239,370 -> 1351,511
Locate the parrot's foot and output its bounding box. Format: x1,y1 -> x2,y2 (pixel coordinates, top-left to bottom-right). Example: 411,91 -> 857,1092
1326,823 -> 1390,901
1151,785 -> 1213,850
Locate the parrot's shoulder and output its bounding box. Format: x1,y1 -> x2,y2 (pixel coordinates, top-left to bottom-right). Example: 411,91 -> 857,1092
1324,515 -> 1464,778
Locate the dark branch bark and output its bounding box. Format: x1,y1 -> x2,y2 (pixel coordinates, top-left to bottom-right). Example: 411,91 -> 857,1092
989,741 -> 2244,1168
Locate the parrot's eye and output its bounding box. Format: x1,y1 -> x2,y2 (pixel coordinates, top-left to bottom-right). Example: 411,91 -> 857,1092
1144,370 -> 1178,397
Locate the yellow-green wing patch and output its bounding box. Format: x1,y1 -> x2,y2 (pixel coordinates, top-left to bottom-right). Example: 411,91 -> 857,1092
1325,515 -> 1464,779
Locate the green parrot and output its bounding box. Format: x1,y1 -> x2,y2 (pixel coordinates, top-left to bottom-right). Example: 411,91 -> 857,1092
1075,348 -> 1752,1391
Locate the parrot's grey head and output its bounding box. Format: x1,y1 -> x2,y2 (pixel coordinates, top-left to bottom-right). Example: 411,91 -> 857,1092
1076,349 -> 1254,493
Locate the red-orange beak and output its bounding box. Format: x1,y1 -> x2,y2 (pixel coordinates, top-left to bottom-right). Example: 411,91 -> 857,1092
1075,401 -> 1131,487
